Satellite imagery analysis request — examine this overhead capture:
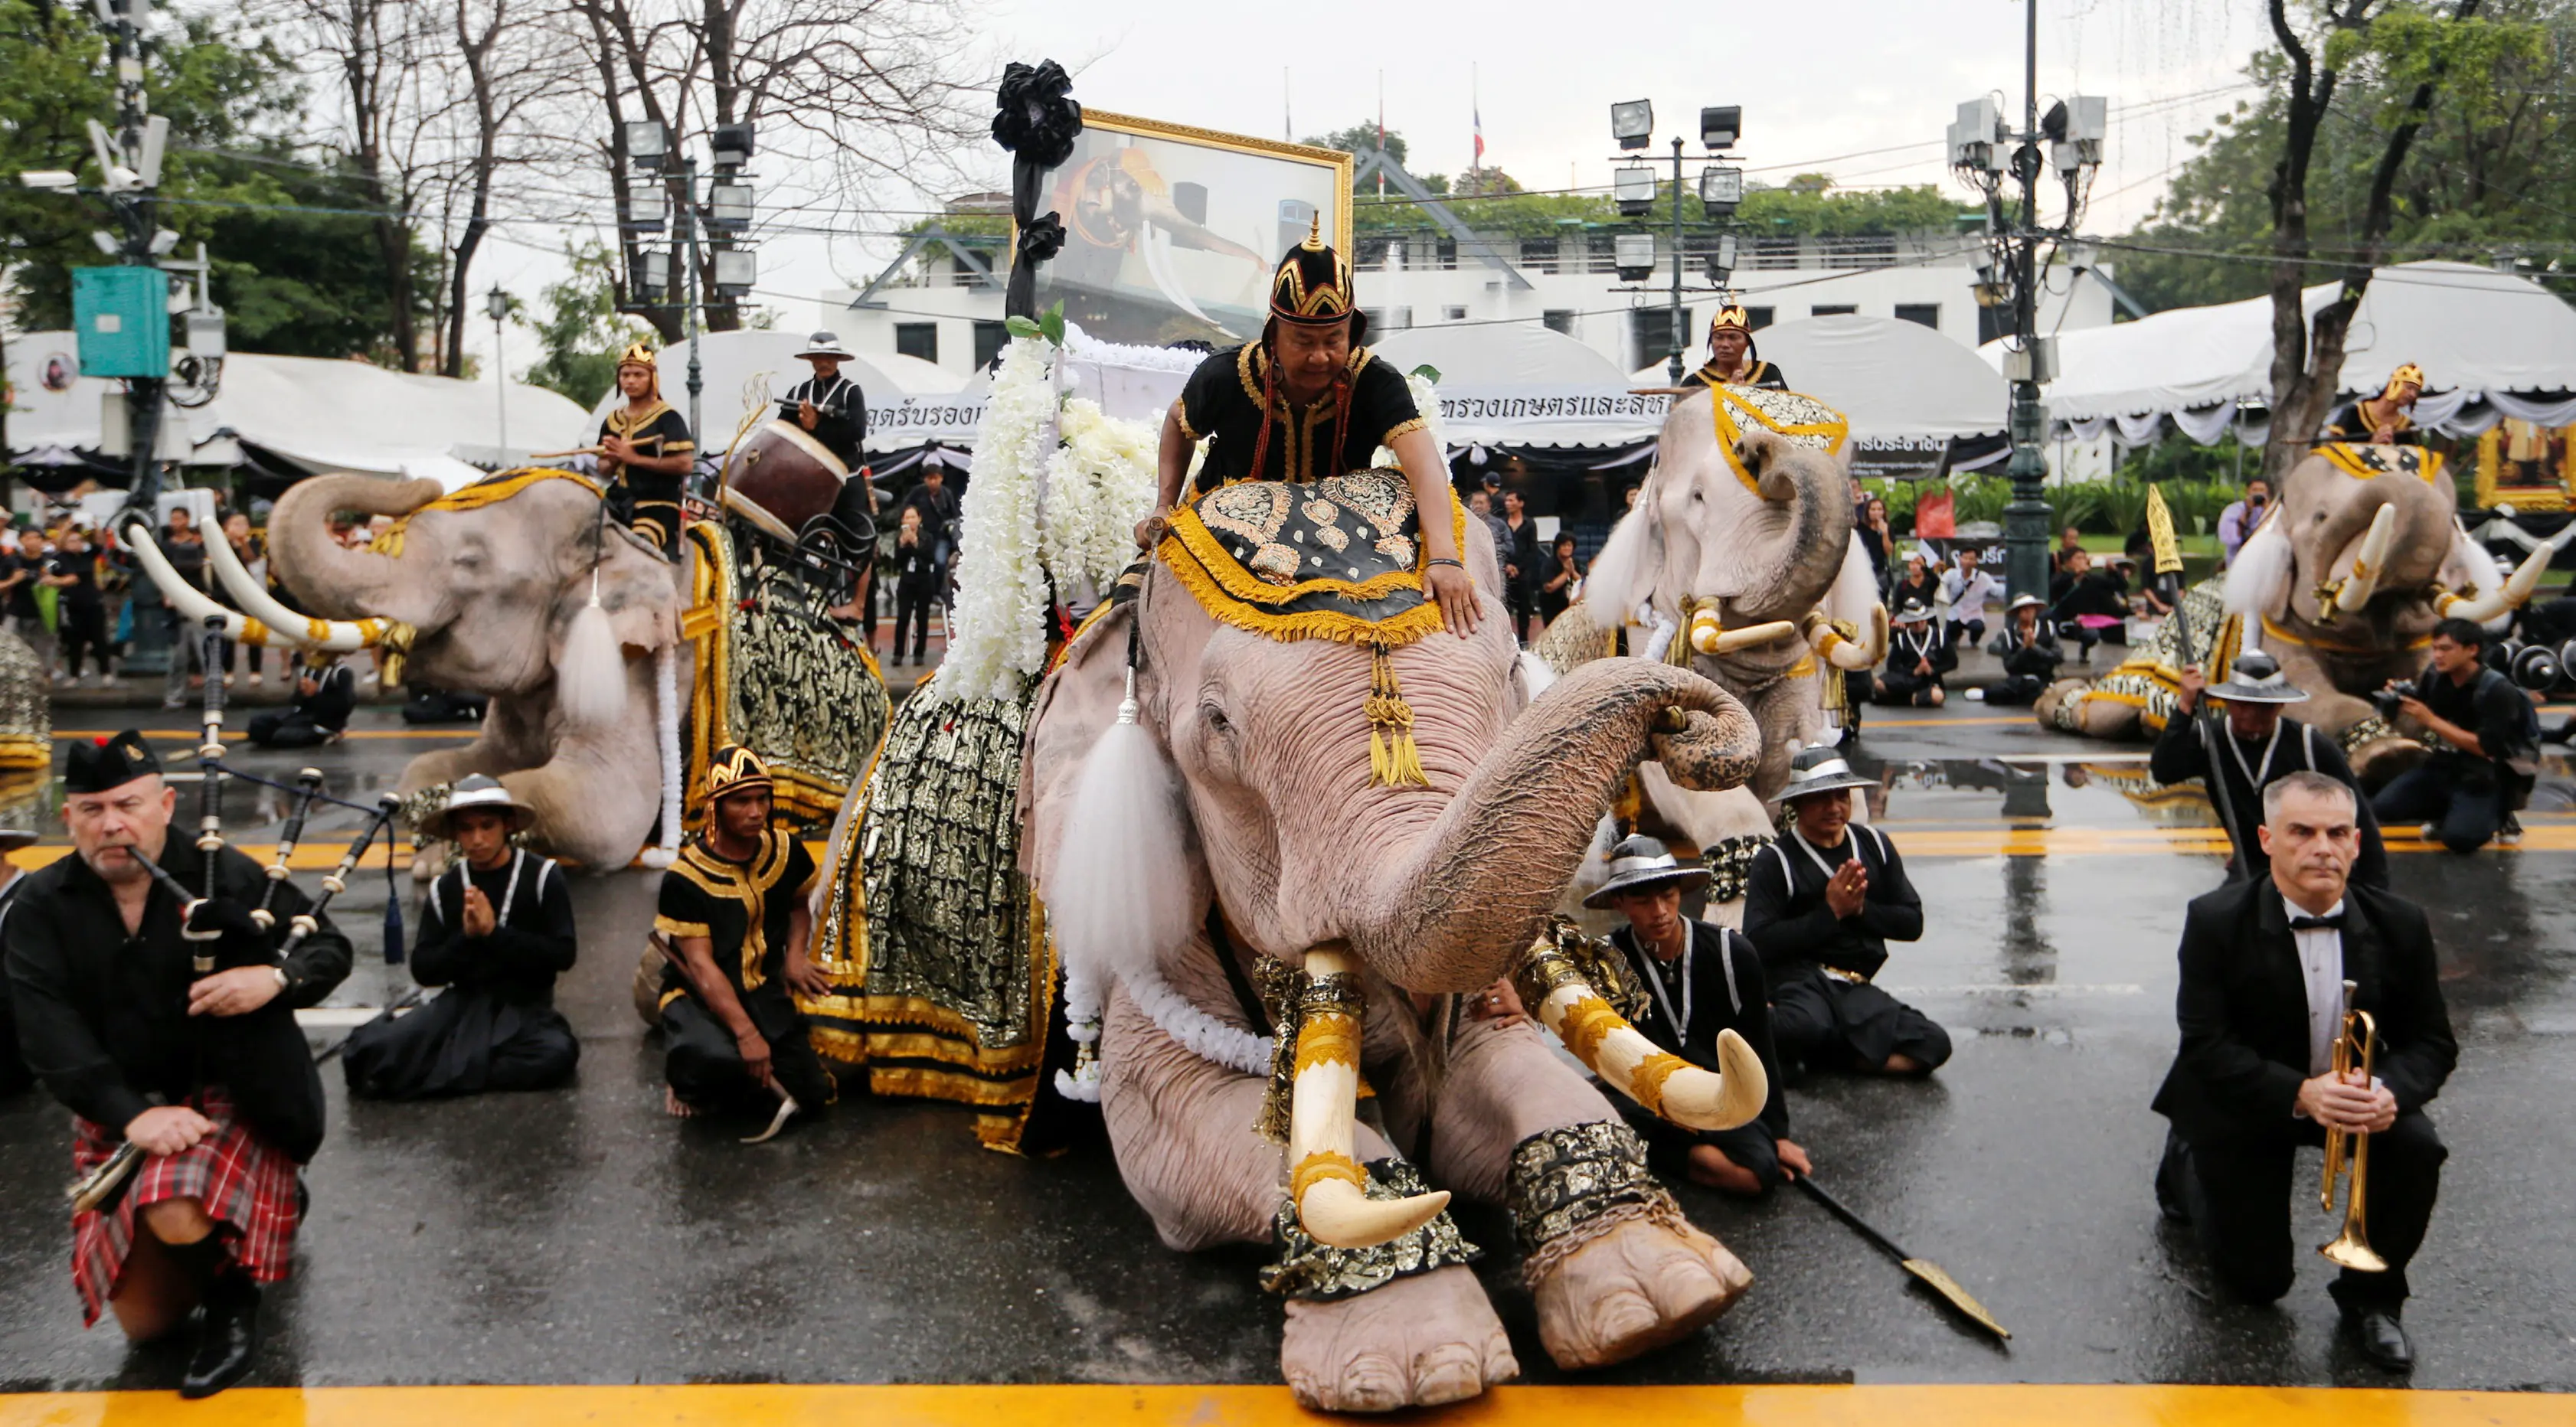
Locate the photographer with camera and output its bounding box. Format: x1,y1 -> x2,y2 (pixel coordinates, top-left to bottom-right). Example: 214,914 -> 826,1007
2371,619 -> 2541,854
2218,478 -> 2269,568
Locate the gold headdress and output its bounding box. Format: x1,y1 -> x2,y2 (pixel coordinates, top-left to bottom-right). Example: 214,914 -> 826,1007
616,341 -> 661,400
1269,215 -> 1362,330
704,743 -> 773,804
2383,363 -> 2425,400
1708,305 -> 1753,338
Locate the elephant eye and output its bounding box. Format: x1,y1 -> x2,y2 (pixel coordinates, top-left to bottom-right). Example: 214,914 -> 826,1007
1200,701 -> 1233,736
1690,488 -> 1705,504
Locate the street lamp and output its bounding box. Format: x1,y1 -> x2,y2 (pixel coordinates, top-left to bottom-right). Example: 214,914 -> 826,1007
1947,7 -> 2106,606
485,285 -> 509,452
1613,233 -> 1657,282
613,122 -> 758,491
623,119 -> 669,170
1613,165 -> 1657,218
1697,165 -> 1742,220
1699,106 -> 1741,151
1609,99 -> 1744,384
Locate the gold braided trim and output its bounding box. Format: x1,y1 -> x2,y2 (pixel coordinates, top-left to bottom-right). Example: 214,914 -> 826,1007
1706,384 -> 1852,498
2319,441 -> 2444,486
1156,540 -> 1447,648
1558,994 -> 1626,1067
371,467 -> 603,557
0,738 -> 48,770
306,618 -> 332,644
1290,1150 -> 1367,1200
238,616 -> 269,647
1630,1052 -> 1690,1119
1294,1011 -> 1362,1073
2261,613 -> 2432,656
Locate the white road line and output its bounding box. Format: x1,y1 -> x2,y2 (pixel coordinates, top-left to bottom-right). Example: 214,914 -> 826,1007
1878,983 -> 2146,998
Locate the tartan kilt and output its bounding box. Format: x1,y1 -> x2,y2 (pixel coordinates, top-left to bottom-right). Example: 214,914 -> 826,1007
70,1087 -> 300,1327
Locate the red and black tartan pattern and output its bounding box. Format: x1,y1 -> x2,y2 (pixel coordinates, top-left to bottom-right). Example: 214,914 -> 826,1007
69,1088 -> 300,1326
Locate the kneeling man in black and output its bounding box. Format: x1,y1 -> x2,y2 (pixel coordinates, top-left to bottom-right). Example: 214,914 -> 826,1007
2152,770 -> 2457,1372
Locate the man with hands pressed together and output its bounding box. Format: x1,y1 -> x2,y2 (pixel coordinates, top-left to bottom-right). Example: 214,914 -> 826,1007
653,745 -> 835,1128
598,341 -> 696,557
1743,746 -> 1951,1079
2151,772 -> 2454,1372
1132,220 -> 1480,640
1590,835 -> 1806,1197
5,731 -> 350,1397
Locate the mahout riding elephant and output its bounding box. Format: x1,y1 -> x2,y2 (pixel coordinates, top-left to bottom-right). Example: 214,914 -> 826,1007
134,469 -> 885,870
2040,442 -> 2547,779
1020,468 -> 1770,1412
1530,385 -> 1883,907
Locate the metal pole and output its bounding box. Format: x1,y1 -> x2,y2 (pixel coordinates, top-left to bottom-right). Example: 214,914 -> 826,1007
2000,0 -> 2052,606
110,2 -> 165,513
1667,136 -> 1686,386
492,301 -> 508,452
683,155 -> 704,498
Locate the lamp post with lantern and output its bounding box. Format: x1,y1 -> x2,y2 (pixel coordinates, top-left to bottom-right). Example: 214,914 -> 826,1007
1607,101 -> 1743,385
485,285 -> 511,453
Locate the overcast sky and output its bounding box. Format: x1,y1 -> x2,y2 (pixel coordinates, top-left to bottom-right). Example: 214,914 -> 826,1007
471,0 -> 2277,380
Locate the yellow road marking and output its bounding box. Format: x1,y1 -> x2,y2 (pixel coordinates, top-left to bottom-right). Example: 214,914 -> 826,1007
55,728 -> 479,741
1,1384 -> 2564,1427
1864,715 -> 2038,727
10,841 -> 839,872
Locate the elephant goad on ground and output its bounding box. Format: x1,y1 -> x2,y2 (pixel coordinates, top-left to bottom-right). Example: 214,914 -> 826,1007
1019,468 -> 1773,1412
2041,443 -> 2548,781
263,470 -> 886,869
1532,383 -> 1884,900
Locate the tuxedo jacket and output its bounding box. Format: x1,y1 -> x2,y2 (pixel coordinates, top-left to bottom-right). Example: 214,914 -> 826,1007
2152,879 -> 2455,1145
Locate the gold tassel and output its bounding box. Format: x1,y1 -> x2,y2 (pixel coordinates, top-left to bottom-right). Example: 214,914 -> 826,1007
1365,643 -> 1430,789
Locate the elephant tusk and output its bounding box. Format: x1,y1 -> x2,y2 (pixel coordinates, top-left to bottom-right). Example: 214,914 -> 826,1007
200,517 -> 387,652
1802,610 -> 1876,671
2332,506 -> 2398,614
1286,946 -> 1450,1249
1512,935 -> 1767,1132
119,514 -> 301,650
1687,608 -> 1796,657
2435,542 -> 2551,625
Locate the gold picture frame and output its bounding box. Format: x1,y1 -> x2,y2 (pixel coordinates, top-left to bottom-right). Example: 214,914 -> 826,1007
2474,419 -> 2576,511
1017,110 -> 1355,348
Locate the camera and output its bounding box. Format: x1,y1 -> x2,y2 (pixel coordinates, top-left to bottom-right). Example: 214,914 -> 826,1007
2371,678 -> 2419,720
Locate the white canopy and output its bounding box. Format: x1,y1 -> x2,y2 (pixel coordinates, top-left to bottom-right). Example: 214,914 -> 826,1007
1741,314 -> 2009,442
1992,261 -> 2576,439
587,329 -> 978,453
1375,325 -> 1666,449
5,332 -> 593,490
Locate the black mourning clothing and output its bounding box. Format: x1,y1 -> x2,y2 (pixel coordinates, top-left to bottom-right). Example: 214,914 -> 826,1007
248,664 -> 356,749
342,851 -> 580,1099
1875,622 -> 1957,707
1686,358 -> 1789,391
0,874 -> 31,1095
2151,880 -> 2455,1312
782,371 -> 867,468
1610,921 -> 1795,1189
1743,826 -> 1953,1074
2322,400 -> 2421,447
1175,343 -> 1424,491
1984,619 -> 2061,707
5,845 -> 350,1161
600,400 -> 696,557
2150,714 -> 2388,888
654,830 -> 834,1115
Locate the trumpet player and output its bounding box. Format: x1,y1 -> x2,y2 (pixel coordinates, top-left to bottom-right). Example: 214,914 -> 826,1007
2150,771 -> 2457,1373
2,731 -> 351,1396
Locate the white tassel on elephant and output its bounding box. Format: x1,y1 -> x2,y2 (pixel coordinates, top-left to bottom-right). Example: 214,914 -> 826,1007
555,571 -> 628,730
642,642 -> 682,870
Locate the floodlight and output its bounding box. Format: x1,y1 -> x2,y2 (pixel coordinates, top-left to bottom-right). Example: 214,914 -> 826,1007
1699,106 -> 1741,150
623,119 -> 669,170
711,122 -> 757,167
1613,233 -> 1656,282
18,170 -> 80,190
1613,165 -> 1657,217
708,181 -> 754,230
1610,99 -> 1654,151
1698,165 -> 1742,218
633,246 -> 670,300
712,247 -> 757,296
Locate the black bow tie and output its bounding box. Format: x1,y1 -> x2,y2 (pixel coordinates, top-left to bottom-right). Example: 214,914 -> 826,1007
2289,914 -> 2345,932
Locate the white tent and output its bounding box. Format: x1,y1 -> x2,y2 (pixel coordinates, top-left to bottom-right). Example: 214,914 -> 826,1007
1990,260 -> 2576,442
1740,314 -> 2009,442
1374,325 -> 1667,449
587,330 -> 977,454
5,332 -> 593,490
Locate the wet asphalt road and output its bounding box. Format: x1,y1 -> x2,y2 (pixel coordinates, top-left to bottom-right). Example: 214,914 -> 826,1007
2,702 -> 2573,1394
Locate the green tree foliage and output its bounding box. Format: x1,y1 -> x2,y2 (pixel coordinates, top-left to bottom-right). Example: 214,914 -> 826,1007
1300,122 -> 1450,194
522,240 -> 653,407
0,0 -> 436,357
2120,0 -> 2568,313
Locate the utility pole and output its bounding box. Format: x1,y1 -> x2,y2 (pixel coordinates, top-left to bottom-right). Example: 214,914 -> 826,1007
1607,103 -> 1741,385
1666,137 -> 1686,386
105,0 -> 163,510
1950,12 -> 2104,606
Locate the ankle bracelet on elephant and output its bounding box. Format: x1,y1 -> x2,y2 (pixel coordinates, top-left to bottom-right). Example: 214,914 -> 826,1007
1509,1121 -> 1692,1288
1260,1158 -> 1480,1300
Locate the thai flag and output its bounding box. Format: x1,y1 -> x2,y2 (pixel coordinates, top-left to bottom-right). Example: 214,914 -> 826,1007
1473,106 -> 1485,167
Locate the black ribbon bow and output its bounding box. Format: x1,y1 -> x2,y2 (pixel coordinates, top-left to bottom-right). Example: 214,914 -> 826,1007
2288,914 -> 2345,932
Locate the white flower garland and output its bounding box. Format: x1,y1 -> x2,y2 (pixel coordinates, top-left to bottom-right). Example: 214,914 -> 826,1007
929,337 -> 1159,705
1372,369 -> 1450,467
1054,960 -> 1275,1102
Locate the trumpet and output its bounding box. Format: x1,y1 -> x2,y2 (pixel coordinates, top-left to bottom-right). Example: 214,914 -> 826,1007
2319,978 -> 2388,1272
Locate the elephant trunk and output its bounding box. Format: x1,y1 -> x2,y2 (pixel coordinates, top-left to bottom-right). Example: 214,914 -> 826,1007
268,473 -> 442,619
1726,455 -> 1852,625
1348,660 -> 1760,994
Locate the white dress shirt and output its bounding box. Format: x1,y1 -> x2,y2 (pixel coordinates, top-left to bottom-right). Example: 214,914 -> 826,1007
2287,894 -> 2346,1077
1941,567 -> 2004,622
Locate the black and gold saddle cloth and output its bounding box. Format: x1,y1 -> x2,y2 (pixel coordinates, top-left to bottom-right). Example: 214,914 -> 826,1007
2318,441 -> 2444,485
1159,468 -> 1470,785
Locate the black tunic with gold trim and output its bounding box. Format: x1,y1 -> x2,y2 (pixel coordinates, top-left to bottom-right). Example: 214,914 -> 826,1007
600,400 -> 696,555
1686,358 -> 1788,391
2321,399 -> 2421,447
1175,344 -> 1425,493
652,828 -> 834,1113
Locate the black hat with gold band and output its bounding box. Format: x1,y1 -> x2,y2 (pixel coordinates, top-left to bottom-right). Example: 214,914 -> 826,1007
1707,302 -> 1760,358
1269,215 -> 1368,342
704,743 -> 773,804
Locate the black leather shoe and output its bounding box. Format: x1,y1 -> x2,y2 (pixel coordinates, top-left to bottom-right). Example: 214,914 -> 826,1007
179,1275 -> 260,1398
2343,1306 -> 2414,1373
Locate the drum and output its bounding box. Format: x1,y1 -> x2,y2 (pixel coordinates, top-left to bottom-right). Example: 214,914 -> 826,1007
726,419 -> 848,530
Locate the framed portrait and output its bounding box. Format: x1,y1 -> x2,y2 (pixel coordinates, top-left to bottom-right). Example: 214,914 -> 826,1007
1025,112 -> 1354,348
2474,418 -> 2575,511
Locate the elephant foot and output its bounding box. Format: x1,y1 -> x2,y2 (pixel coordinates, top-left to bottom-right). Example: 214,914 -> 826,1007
409,846 -> 443,883
2351,733 -> 2428,786
1531,1216 -> 1751,1370
1279,1265 -> 1517,1413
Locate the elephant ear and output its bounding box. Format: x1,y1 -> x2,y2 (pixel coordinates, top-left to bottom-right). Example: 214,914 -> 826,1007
549,522 -> 679,665
1584,476 -> 1666,620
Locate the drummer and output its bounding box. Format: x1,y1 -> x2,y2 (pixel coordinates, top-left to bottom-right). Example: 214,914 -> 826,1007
782,331 -> 868,472
598,341 -> 695,558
